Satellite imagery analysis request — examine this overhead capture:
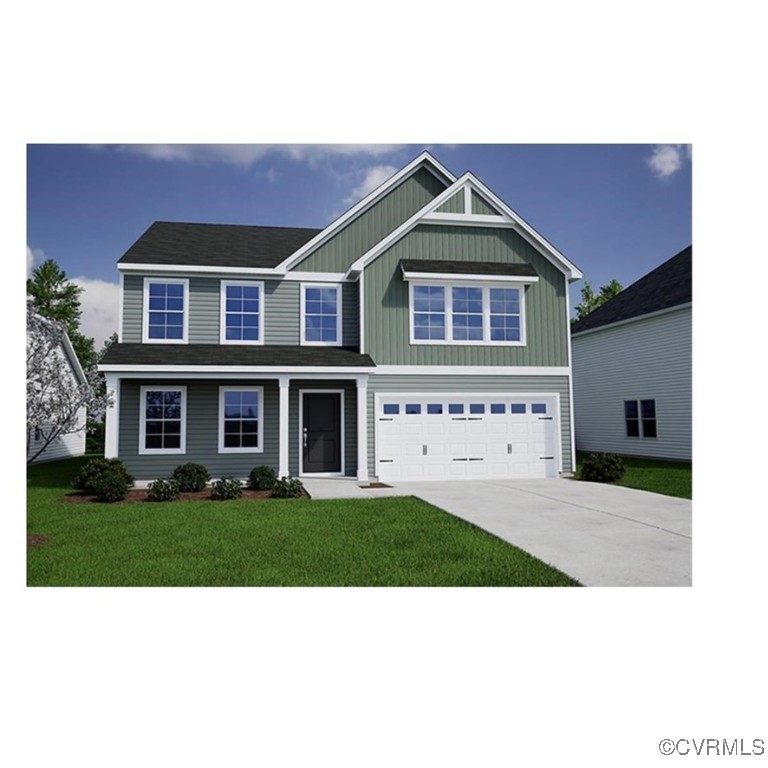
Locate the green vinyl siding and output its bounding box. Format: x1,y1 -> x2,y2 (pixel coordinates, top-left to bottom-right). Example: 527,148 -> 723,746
435,190 -> 464,213
471,190 -> 502,216
367,373 -> 573,476
264,280 -> 299,344
363,225 -> 569,366
294,167 -> 448,273
118,379 -> 279,480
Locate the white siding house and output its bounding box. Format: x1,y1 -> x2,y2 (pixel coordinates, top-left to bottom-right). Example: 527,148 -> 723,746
571,246 -> 691,462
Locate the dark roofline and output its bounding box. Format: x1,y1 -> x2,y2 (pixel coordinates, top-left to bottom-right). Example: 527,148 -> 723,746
400,259 -> 538,277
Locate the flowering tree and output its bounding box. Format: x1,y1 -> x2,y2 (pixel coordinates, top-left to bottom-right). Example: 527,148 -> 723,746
26,304 -> 111,464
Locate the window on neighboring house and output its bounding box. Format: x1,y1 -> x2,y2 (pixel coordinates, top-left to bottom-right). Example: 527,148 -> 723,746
410,282 -> 525,345
625,399 -> 657,439
140,387 -> 186,454
221,282 -> 263,343
302,285 -> 342,345
219,387 -> 263,453
144,279 -> 188,342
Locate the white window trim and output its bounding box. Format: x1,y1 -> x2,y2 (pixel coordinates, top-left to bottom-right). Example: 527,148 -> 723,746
219,280 -> 265,345
300,283 -> 343,347
218,386 -> 265,454
624,398 -> 658,440
138,385 -> 187,455
409,280 -> 527,346
142,278 -> 190,344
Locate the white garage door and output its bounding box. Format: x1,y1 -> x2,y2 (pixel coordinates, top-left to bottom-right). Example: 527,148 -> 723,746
375,394 -> 559,482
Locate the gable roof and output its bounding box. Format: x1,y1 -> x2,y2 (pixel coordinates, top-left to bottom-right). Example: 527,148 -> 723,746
28,307 -> 88,385
571,245 -> 692,335
118,222 -> 322,270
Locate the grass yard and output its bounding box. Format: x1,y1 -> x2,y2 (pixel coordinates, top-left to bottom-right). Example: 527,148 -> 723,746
27,456 -> 579,587
576,452 -> 692,499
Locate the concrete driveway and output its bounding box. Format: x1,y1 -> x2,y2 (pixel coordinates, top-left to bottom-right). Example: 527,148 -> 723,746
384,479 -> 691,587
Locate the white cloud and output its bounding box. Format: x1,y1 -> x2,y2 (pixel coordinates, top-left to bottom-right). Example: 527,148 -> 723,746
647,144 -> 691,178
27,246 -> 45,277
71,277 -> 120,348
344,165 -> 398,205
105,144 -> 406,168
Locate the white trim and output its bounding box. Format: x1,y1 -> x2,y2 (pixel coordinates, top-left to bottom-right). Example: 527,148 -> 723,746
118,272 -> 124,342
402,269 -> 538,284
564,275 -> 576,472
119,263 -> 352,281
104,374 -> 120,459
141,277 -> 189,344
372,365 -> 570,376
283,272 -> 350,283
219,280 -> 265,345
464,184 -> 472,214
217,386 -> 264,454
278,151 -> 456,272
138,385 -> 187,455
300,283 -> 343,347
98,365 -> 374,376
571,302 -> 692,338
278,376 -> 290,477
420,213 -> 518,228
408,281 -> 527,347
356,376 -> 369,483
359,270 -> 365,354
298,389 -> 345,477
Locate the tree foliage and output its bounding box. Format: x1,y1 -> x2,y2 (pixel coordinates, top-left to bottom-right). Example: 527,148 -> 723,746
573,279 -> 623,321
26,305 -> 111,464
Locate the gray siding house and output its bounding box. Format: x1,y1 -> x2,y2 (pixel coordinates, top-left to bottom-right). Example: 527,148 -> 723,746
99,152 -> 583,483
571,246 -> 692,461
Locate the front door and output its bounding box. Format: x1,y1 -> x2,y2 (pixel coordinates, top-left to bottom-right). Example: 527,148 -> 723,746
302,392 -> 342,474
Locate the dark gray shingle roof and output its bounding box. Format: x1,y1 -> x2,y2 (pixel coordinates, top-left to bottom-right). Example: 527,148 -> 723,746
100,344 -> 375,368
400,259 -> 538,277
571,246 -> 691,335
118,222 -> 322,269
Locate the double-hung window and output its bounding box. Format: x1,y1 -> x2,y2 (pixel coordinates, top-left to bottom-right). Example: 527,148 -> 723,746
143,279 -> 188,343
220,281 -> 264,344
219,387 -> 263,453
625,399 -> 657,438
302,284 -> 342,345
410,282 -> 525,345
139,387 -> 186,454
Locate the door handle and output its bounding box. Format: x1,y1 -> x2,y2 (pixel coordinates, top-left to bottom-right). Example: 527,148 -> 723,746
303,428 -> 308,448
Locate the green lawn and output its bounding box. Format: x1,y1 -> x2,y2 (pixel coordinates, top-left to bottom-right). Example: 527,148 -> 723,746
576,452 -> 692,499
27,456 -> 579,587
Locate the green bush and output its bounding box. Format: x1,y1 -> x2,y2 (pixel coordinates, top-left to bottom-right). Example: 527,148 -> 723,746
248,465 -> 277,491
90,471 -> 131,503
579,453 -> 626,483
210,477 -> 243,501
171,463 -> 210,492
147,478 -> 181,502
85,420 -> 105,454
73,458 -> 134,494
271,476 -> 306,499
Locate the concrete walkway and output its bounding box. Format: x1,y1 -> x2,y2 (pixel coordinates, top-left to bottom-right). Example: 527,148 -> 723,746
301,477 -> 692,587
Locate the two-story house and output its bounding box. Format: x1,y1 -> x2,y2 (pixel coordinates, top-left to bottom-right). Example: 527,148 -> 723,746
99,152 -> 582,484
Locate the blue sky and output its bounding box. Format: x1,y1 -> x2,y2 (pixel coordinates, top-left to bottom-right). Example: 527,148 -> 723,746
26,143 -> 691,345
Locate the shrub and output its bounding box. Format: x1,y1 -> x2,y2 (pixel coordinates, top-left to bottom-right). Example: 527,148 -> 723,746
579,453 -> 626,483
210,477 -> 243,501
171,463 -> 210,492
73,458 -> 134,494
248,465 -> 277,491
271,476 -> 306,499
147,478 -> 181,502
90,471 -> 131,503
85,420 -> 105,454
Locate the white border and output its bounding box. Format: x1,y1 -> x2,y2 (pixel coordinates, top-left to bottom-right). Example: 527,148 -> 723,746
300,283 -> 343,347
138,385 -> 187,455
217,386 -> 265,454
141,277 -> 189,344
219,280 -> 265,345
298,389 -> 345,477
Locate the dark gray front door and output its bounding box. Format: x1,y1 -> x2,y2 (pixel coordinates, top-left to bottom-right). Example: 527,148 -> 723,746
302,392 -> 342,474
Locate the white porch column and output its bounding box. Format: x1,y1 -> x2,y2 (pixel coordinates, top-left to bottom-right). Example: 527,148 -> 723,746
356,375 -> 369,482
278,376 -> 290,478
104,373 -> 120,459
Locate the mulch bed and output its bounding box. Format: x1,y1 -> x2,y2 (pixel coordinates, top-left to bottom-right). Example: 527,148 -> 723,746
27,534 -> 50,548
59,488 -> 299,504
360,482 -> 392,489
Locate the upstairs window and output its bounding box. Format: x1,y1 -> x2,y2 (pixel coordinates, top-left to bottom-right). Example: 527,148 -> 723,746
412,285 -> 446,340
302,285 -> 342,345
143,279 -> 188,343
221,282 -> 263,344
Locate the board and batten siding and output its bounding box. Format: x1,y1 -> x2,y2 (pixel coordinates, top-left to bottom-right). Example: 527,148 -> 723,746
363,225 -> 569,366
295,167 -> 448,273
118,379 -> 280,480
122,275 -> 360,347
572,307 -> 691,461
366,374 -> 573,477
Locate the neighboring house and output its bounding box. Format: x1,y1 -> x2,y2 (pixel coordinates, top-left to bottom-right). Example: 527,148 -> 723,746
98,152 -> 583,483
27,316 -> 88,464
571,245 -> 692,461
